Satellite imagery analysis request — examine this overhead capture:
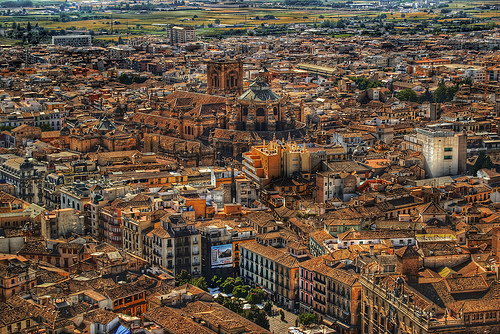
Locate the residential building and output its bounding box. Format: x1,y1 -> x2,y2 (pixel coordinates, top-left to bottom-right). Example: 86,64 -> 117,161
197,219 -> 256,278
143,214 -> 201,276
240,240 -> 308,311
406,128 -> 467,178
0,256 -> 37,301
167,25 -> 197,45
52,35 -> 92,47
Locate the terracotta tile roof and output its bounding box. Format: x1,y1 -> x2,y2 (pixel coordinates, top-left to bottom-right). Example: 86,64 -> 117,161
83,309 -> 117,325
181,301 -> 271,334
143,306 -> 216,334
246,211 -> 275,227
241,241 -> 301,268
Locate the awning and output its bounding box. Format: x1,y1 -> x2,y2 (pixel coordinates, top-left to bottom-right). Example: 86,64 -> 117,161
110,325 -> 131,334
322,319 -> 334,327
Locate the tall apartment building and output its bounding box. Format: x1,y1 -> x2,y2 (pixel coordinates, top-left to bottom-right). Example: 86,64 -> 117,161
167,25 -> 197,45
298,256 -> 361,334
240,241 -> 309,311
417,128 -> 467,178
143,214 -> 201,277
242,140 -> 311,189
89,182 -> 135,239
98,194 -> 154,248
197,219 -> 256,278
404,128 -> 466,178
52,35 -> 92,47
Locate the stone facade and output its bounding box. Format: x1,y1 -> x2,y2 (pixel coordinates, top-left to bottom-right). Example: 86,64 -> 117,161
207,59 -> 243,96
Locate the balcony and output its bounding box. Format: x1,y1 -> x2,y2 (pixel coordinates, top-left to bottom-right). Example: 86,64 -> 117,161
242,167 -> 262,184
315,298 -> 326,306
242,160 -> 257,174
193,250 -> 199,255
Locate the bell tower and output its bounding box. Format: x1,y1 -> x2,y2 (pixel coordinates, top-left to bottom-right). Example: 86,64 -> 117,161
207,59 -> 243,96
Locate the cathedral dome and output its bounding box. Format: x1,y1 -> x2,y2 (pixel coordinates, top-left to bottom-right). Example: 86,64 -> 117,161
238,77 -> 280,102
20,158 -> 34,170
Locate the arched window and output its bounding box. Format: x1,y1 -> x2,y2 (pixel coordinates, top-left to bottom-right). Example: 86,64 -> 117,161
243,107 -> 248,116
256,108 -> 265,116
273,107 -> 278,115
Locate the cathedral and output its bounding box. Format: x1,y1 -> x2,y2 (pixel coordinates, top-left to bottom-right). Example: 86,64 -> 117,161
206,59 -> 243,96
225,77 -> 301,132
134,59 -> 306,160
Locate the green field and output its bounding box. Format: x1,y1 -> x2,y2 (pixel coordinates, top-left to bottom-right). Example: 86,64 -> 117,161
0,0 -> 497,43
8,7 -> 495,34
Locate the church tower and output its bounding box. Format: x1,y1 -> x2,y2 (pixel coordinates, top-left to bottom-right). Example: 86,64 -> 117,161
207,59 -> 243,96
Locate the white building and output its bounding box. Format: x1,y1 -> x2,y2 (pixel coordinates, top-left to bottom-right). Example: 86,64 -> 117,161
52,35 -> 92,47
416,128 -> 467,178
463,67 -> 485,83
167,25 -> 197,44
331,131 -> 364,154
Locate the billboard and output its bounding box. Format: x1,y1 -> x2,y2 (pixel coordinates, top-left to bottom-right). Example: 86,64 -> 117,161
211,244 -> 233,268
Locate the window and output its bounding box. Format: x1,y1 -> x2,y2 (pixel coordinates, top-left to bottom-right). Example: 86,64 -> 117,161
444,155 -> 452,160
444,147 -> 452,152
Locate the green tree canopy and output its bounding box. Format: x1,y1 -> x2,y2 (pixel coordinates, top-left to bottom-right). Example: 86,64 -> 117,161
433,82 -> 458,103
348,76 -> 384,91
221,277 -> 236,294
175,270 -> 191,286
232,285 -> 249,298
299,313 -> 318,326
474,151 -> 494,175
396,88 -> 419,102
39,124 -> 54,132
190,276 -> 208,292
246,288 -> 265,304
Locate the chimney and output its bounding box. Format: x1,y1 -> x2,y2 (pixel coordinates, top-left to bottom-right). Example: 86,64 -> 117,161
370,245 -> 374,257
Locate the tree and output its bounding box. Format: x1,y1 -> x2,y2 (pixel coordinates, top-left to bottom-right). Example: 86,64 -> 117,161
211,275 -> 219,287
223,297 -> 243,314
299,313 -> 318,326
11,22 -> 16,30
246,288 -> 265,304
214,293 -> 225,305
214,19 -> 220,25
461,77 -> 473,88
175,269 -> 191,286
318,15 -> 324,19
244,305 -> 269,330
396,88 -> 418,102
190,276 -> 208,292
27,21 -> 32,32
474,151 -> 494,175
232,285 -> 249,298
221,277 -> 236,294
39,124 -> 54,132
263,301 -> 272,314
401,13 -> 405,18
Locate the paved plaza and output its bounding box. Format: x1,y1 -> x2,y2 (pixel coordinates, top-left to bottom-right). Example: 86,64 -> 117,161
268,305 -> 298,334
